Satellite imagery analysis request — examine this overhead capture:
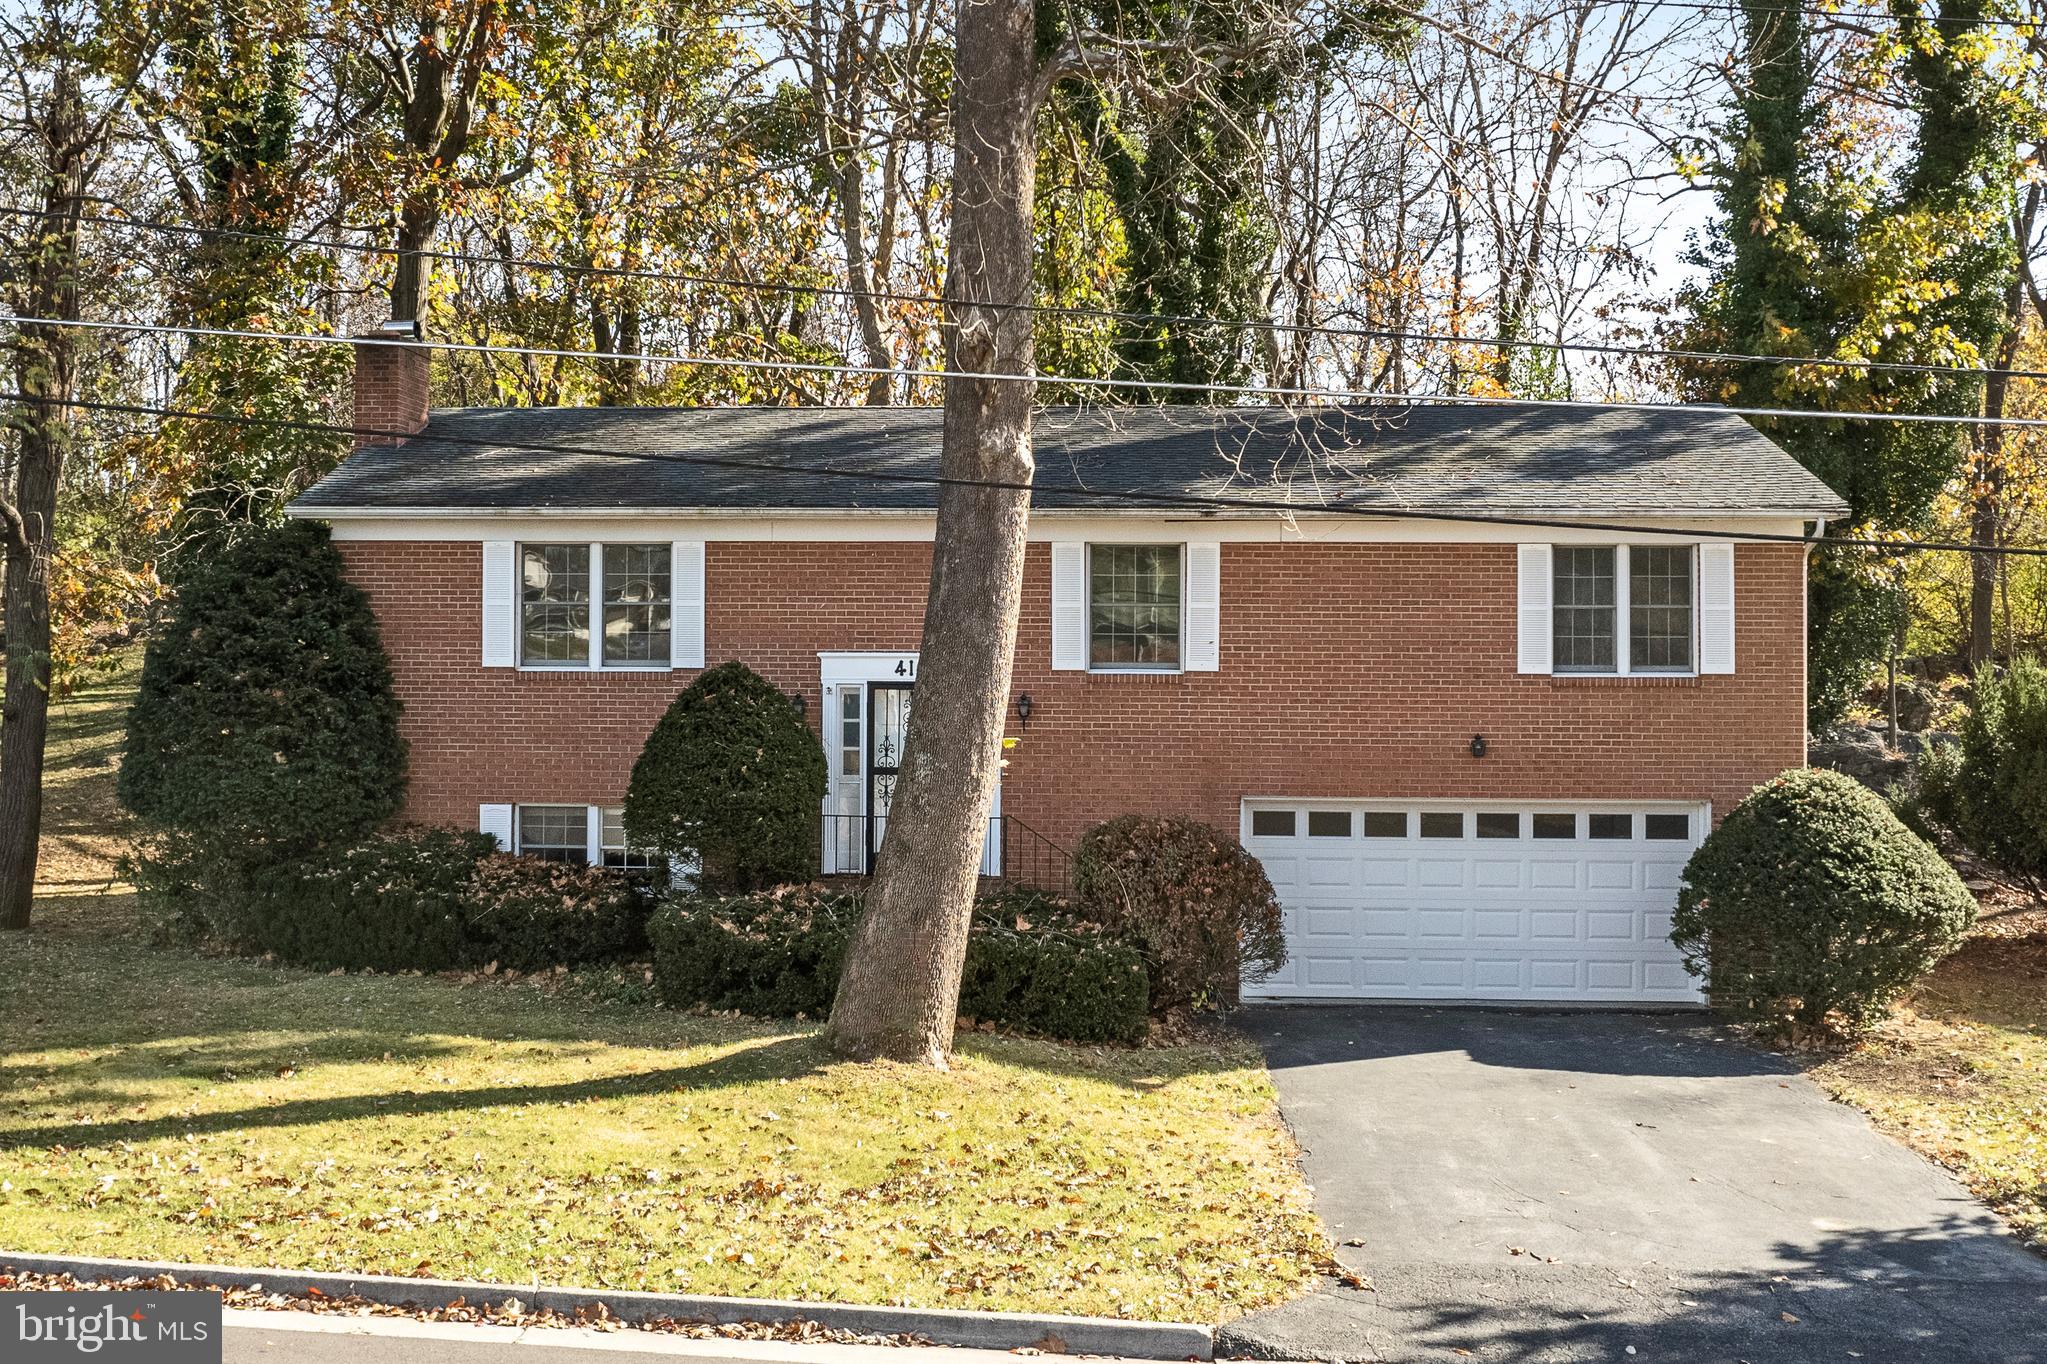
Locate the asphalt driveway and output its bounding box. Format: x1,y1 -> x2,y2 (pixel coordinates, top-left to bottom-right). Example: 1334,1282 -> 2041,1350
1219,1007 -> 2047,1364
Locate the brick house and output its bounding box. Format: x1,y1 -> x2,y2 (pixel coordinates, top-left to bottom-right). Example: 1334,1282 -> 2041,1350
288,337 -> 1847,1005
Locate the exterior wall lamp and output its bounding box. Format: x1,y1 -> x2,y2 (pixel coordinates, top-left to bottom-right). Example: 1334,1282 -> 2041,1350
1016,692 -> 1034,730
1469,734 -> 1488,758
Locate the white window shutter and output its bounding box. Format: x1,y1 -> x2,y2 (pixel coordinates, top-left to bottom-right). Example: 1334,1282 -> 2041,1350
1185,542 -> 1221,671
671,539 -> 706,668
479,803 -> 514,852
1516,544 -> 1554,675
1050,542 -> 1086,670
481,541 -> 516,667
1699,542 -> 1736,674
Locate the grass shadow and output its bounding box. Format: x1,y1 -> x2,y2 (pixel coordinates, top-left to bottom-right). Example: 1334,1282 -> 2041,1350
0,1031 -> 835,1152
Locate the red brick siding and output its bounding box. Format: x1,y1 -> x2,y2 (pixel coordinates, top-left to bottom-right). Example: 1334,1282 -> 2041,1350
339,539 -> 1808,848
351,340 -> 430,447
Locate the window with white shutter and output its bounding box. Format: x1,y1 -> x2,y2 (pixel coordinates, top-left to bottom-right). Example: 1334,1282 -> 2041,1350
1185,542 -> 1221,671
1699,542 -> 1736,673
1520,542 -> 1727,677
671,539 -> 706,668
1050,542 -> 1086,670
1516,544 -> 1553,674
480,541 -> 516,667
478,803 -> 513,851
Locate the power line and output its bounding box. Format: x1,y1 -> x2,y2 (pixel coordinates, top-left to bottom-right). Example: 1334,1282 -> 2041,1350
12,388 -> 2037,558
10,204 -> 2040,386
6,313 -> 2044,429
1584,0 -> 2041,32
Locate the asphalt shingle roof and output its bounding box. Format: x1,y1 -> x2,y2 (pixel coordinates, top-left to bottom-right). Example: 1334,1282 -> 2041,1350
289,403 -> 1850,518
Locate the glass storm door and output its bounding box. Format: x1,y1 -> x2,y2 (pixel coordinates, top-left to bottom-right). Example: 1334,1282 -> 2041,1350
867,683 -> 913,865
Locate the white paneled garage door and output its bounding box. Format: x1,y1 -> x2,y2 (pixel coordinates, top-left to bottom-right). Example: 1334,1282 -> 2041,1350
1241,801 -> 1707,1004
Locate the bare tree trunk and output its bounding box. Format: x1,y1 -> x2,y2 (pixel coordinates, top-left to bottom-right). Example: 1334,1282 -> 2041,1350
0,66 -> 89,931
825,0 -> 1038,1066
1970,267 -> 2027,667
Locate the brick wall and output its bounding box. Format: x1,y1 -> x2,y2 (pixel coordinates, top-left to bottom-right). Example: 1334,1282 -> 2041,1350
351,339 -> 430,446
339,538 -> 1809,848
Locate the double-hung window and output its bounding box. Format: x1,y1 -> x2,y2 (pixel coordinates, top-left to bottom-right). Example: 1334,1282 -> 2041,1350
507,803 -> 658,873
600,807 -> 659,872
520,545 -> 590,665
515,804 -> 589,863
1089,544 -> 1183,670
520,543 -> 672,668
1552,545 -> 1695,676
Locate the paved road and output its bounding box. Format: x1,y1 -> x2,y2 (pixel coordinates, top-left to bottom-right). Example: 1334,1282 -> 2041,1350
1218,1006 -> 2047,1364
222,1310 -> 1055,1364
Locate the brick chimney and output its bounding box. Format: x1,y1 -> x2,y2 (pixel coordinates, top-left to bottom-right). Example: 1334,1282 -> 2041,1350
352,320 -> 430,449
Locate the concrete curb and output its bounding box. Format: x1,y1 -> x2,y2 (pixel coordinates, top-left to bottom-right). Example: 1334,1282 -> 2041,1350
1,1251 -> 1213,1360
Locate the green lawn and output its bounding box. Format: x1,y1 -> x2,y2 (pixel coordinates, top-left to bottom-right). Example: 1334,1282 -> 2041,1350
1813,912 -> 2047,1249
0,659 -> 1326,1322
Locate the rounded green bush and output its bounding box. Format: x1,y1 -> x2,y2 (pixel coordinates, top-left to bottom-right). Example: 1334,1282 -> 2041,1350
1945,655 -> 2047,894
623,661 -> 826,893
1072,814 -> 1285,1011
119,520 -> 407,858
1672,768 -> 1976,1037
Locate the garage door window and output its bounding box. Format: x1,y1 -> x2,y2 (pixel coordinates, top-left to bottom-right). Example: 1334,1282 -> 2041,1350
1476,812 -> 1520,838
1308,811 -> 1352,837
1419,812 -> 1464,838
1589,813 -> 1633,839
1363,811 -> 1408,838
1532,813 -> 1576,839
1645,813 -> 1691,839
1251,809 -> 1296,836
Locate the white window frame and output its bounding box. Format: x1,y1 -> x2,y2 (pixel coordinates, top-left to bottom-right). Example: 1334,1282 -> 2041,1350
1085,541 -> 1187,674
517,540 -> 675,672
511,802 -> 597,864
1552,543 -> 1699,679
506,802 -> 658,870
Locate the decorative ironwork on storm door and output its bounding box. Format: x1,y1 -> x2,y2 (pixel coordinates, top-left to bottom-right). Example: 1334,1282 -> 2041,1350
867,683 -> 913,864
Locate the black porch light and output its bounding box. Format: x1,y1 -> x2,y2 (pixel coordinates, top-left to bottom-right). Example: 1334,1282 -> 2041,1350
1016,692 -> 1034,729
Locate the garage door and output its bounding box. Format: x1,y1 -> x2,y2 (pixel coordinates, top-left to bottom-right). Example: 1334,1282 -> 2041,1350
1241,801 -> 1707,1004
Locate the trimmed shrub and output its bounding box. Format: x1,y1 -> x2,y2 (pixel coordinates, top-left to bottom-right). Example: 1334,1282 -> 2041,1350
208,830 -> 650,976
1071,815 -> 1285,1011
646,887 -> 858,1017
465,854 -> 652,973
1672,769 -> 1977,1037
648,887 -> 1150,1043
251,827 -> 493,973
1941,655 -> 2047,893
624,661 -> 827,892
120,520 -> 407,860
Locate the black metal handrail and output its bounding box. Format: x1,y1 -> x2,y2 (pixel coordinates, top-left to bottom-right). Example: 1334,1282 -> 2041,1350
816,810 -> 1079,894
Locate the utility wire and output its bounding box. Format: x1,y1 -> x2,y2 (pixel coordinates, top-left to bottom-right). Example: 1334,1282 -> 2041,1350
6,313 -> 2045,429
11,389 -> 2042,559
9,205 -> 2040,386
1576,0 -> 2041,32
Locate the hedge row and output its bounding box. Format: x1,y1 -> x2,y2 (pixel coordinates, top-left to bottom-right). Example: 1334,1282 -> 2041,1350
647,886 -> 1150,1044
179,827 -> 654,974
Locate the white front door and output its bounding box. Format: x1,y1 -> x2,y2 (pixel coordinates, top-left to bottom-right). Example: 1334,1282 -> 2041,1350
1241,800 -> 1708,1004
818,654 -> 1001,876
